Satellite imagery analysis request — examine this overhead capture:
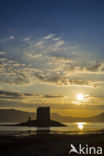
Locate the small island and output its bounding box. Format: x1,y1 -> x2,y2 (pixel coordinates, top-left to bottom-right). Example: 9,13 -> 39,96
16,107 -> 66,127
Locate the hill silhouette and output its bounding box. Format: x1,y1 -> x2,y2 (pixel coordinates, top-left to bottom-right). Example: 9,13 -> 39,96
0,109 -> 35,122
51,112 -> 104,122
0,109 -> 104,123
8,107 -> 66,127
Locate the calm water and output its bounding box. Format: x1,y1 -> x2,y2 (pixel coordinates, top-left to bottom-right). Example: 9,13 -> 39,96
0,122 -> 104,136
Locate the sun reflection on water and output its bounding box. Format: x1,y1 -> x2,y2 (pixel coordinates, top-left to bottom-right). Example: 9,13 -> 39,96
77,122 -> 86,130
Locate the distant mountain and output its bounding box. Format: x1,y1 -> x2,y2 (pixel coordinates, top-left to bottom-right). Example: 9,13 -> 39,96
51,112 -> 104,122
0,109 -> 104,123
0,109 -> 35,122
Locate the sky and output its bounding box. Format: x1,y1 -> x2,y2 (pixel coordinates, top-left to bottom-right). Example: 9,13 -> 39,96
0,0 -> 104,117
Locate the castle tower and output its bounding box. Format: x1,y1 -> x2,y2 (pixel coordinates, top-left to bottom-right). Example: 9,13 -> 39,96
37,107 -> 50,124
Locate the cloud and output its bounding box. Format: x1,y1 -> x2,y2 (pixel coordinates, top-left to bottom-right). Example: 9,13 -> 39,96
43,34 -> 54,40
0,99 -> 76,109
83,61 -> 104,72
32,34 -> 64,54
27,53 -> 42,58
0,98 -> 104,110
1,33 -> 104,112
34,73 -> 96,87
0,90 -> 104,110
0,51 -> 6,55
0,90 -> 22,97
0,90 -> 23,99
1,34 -> 104,88
42,95 -> 64,98
0,89 -> 65,100
24,38 -> 30,41
0,52 -> 103,88
0,57 -> 41,86
63,61 -> 104,76
9,36 -> 14,40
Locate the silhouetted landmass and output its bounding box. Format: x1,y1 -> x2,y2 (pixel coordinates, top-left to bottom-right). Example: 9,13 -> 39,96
51,112 -> 104,123
0,109 -> 104,123
16,107 -> 66,127
0,109 -> 35,122
17,119 -> 65,127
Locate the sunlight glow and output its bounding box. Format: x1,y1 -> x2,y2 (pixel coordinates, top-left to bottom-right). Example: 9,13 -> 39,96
77,93 -> 84,101
77,122 -> 86,130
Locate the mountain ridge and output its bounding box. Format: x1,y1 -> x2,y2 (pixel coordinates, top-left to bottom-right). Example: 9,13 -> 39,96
0,109 -> 104,122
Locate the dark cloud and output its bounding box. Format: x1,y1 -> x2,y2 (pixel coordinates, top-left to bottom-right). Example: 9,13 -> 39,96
0,90 -> 27,99
85,62 -> 103,72
0,90 -> 22,97
0,90 -> 65,100
35,74 -> 95,87
0,57 -> 37,85
48,76 -> 90,86
35,73 -> 46,81
42,95 -> 64,98
86,63 -> 101,72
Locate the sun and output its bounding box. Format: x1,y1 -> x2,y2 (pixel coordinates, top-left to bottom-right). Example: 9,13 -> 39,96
77,93 -> 84,101
77,122 -> 86,130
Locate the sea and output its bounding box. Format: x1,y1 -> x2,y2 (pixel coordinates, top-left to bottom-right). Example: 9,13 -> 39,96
0,122 -> 104,136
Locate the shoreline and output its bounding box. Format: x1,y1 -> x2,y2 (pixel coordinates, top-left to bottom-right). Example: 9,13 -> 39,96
0,133 -> 104,156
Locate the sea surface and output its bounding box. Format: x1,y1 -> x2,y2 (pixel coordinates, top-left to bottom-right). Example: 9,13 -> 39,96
0,122 -> 104,136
